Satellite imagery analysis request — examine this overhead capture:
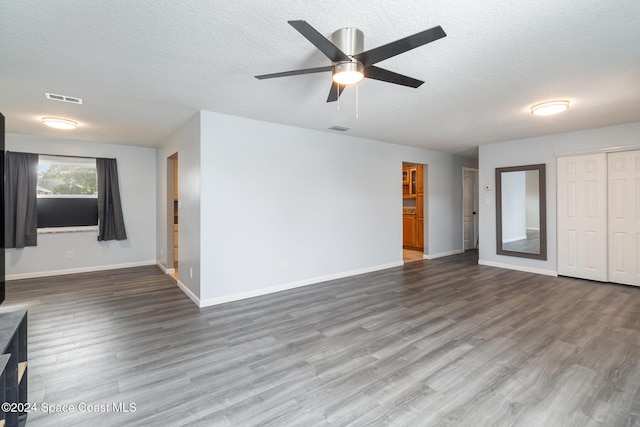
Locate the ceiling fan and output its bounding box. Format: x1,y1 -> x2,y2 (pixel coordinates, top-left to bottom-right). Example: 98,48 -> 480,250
255,20 -> 447,102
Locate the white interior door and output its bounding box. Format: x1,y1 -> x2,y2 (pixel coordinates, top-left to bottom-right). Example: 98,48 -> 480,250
557,154 -> 608,281
608,150 -> 640,286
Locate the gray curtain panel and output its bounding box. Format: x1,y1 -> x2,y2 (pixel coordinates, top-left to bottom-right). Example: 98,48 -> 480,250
5,151 -> 39,248
96,158 -> 127,241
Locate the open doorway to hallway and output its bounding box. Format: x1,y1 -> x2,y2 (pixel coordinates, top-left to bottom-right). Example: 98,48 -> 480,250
167,153 -> 179,280
402,162 -> 427,263
462,167 -> 479,252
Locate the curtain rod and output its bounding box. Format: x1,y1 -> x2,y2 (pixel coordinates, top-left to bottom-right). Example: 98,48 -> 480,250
39,153 -> 105,160
8,151 -> 115,160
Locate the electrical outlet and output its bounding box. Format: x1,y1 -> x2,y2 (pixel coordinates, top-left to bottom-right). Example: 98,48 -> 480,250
67,250 -> 74,259
160,248 -> 164,257
282,261 -> 288,271
189,267 -> 193,279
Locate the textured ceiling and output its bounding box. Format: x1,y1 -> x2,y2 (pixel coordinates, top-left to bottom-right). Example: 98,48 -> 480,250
1,1 -> 639,156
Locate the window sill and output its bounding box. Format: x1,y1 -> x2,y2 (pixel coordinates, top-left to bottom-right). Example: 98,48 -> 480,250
38,226 -> 98,234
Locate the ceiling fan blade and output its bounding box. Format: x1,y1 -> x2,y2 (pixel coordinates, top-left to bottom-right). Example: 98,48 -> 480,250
255,65 -> 333,80
288,20 -> 351,62
354,26 -> 446,67
327,82 -> 346,102
364,66 -> 424,88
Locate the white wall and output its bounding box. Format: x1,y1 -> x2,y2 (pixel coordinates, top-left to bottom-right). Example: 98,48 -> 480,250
479,120 -> 640,275
197,111 -> 469,305
156,113 -> 201,300
5,134 -> 156,278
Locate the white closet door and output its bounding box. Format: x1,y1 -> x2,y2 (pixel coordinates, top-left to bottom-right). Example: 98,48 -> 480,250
557,154 -> 608,281
608,150 -> 640,286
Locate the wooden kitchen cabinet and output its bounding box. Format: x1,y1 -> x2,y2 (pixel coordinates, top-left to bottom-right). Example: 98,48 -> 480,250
416,195 -> 424,218
403,215 -> 417,248
416,164 -> 424,236
402,166 -> 417,198
410,168 -> 417,195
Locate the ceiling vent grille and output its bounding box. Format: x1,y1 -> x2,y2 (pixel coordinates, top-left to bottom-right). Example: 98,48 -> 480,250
45,93 -> 83,104
328,125 -> 350,131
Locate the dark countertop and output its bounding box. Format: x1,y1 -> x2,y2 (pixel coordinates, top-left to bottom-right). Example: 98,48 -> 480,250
0,310 -> 27,353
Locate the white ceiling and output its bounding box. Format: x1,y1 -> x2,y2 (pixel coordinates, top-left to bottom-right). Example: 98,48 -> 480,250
2,1 -> 639,157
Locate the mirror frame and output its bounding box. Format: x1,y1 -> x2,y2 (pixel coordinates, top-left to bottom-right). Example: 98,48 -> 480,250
495,164 -> 547,260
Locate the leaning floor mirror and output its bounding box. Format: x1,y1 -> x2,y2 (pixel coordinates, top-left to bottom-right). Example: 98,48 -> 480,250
495,164 -> 547,260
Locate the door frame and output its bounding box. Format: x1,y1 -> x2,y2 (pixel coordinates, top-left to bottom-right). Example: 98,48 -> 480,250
462,167 -> 479,252
402,161 -> 427,260
166,153 -> 178,274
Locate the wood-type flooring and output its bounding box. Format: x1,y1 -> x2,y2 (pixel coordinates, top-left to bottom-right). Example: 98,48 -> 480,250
403,249 -> 424,263
2,253 -> 640,426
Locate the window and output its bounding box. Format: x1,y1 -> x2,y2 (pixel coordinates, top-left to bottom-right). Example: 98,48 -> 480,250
37,156 -> 98,228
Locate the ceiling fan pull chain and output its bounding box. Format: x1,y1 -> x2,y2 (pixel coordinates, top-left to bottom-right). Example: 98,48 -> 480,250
337,85 -> 340,111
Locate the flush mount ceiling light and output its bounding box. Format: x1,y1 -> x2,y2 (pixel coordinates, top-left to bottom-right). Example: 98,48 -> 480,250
530,100 -> 570,116
42,117 -> 77,130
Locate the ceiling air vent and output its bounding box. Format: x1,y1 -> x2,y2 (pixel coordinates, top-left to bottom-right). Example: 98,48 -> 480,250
328,126 -> 349,131
45,93 -> 83,104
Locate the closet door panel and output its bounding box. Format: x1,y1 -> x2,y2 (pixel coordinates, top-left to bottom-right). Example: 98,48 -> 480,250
608,150 -> 640,286
557,154 -> 608,281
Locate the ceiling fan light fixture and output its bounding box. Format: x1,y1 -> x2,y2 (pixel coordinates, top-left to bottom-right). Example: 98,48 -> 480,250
256,20 -> 446,102
530,100 -> 570,116
42,117 -> 77,129
333,62 -> 364,85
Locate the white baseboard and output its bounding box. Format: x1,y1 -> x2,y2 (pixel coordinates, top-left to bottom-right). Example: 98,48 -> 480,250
478,260 -> 558,277
6,260 -> 157,281
175,279 -> 200,306
197,261 -> 404,308
424,249 -> 464,260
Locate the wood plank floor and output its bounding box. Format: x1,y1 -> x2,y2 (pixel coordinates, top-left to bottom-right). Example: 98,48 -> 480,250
2,253 -> 640,426
403,249 -> 424,263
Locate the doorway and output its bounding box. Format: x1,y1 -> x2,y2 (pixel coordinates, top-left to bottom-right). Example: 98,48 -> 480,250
462,168 -> 479,252
167,153 -> 179,280
402,162 -> 427,263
